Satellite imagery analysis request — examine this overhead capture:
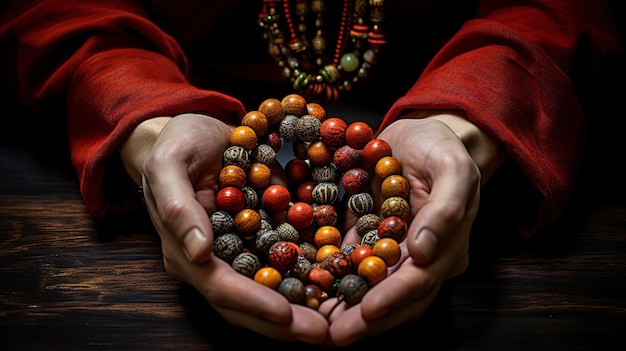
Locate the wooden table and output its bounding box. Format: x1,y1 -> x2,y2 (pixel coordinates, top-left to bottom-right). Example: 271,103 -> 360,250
2,135 -> 626,350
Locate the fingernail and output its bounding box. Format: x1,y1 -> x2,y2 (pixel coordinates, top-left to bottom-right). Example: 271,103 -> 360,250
183,228 -> 207,262
416,229 -> 438,262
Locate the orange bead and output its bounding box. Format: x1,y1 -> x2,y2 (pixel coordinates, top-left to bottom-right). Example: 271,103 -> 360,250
230,125 -> 257,151
246,162 -> 272,189
372,238 -> 401,266
381,196 -> 411,221
219,164 -> 247,189
357,255 -> 387,286
381,174 -> 410,199
241,110 -> 269,137
306,102 -> 327,122
258,98 -> 285,126
316,244 -> 341,263
254,266 -> 283,289
375,156 -> 402,180
307,140 -> 333,166
314,225 -> 342,248
234,208 -> 262,239
281,93 -> 308,116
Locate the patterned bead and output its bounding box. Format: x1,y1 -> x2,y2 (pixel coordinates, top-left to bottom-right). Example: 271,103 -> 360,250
312,182 -> 339,205
213,233 -> 243,263
355,213 -> 381,237
232,252 -> 262,278
296,115 -> 322,142
276,221 -> 300,243
381,196 -> 411,221
320,117 -> 348,148
241,186 -> 259,209
341,243 -> 361,256
250,143 -> 277,168
222,145 -> 250,170
279,114 -> 300,143
347,192 -> 374,217
333,144 -> 361,172
299,242 -> 318,263
381,174 -> 410,199
210,210 -> 234,236
256,229 -> 281,254
361,229 -> 380,247
341,167 -> 370,195
378,215 -> 407,242
260,130 -> 282,152
311,163 -> 339,183
268,241 -> 301,273
314,204 -> 338,227
292,140 -> 310,160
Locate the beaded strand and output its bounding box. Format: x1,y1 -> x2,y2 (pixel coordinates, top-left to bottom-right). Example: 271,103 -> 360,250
212,93 -> 409,309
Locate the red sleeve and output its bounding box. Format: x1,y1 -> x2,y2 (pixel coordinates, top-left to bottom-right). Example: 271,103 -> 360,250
377,0 -> 624,237
0,0 -> 246,219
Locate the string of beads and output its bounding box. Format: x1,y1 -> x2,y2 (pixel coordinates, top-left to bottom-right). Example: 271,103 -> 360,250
211,93 -> 409,309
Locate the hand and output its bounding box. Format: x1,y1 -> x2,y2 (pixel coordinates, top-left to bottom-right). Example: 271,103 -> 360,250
319,115 -> 493,346
135,114 -> 329,344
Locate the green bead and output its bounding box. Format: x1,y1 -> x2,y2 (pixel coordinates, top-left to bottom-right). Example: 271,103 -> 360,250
340,53 -> 359,72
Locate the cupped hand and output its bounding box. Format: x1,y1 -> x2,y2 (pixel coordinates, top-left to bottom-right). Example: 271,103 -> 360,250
319,117 -> 481,346
140,113 -> 330,344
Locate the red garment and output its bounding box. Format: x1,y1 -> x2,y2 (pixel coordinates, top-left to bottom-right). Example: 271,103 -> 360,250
0,0 -> 623,237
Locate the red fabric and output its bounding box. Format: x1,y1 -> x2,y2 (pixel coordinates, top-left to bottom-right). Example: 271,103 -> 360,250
1,0 -> 623,236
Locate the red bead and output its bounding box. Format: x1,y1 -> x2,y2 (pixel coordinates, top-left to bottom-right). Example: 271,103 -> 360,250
377,215 -> 407,242
362,138 -> 392,169
349,245 -> 373,268
314,204 -> 338,227
285,158 -> 311,185
287,202 -> 315,230
345,121 -> 373,150
296,180 -> 316,203
306,266 -> 335,292
320,117 -> 348,148
216,186 -> 245,213
268,241 -> 301,272
262,184 -> 291,213
341,167 -> 370,195
333,145 -> 361,172
260,130 -> 282,152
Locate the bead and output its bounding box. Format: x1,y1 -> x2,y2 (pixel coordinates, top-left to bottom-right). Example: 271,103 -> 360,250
292,140 -> 310,160
213,233 -> 243,263
296,180 -> 317,203
291,254 -> 313,281
262,184 -> 291,212
362,138 -> 392,168
314,225 -> 342,248
312,182 -> 339,205
281,93 -> 308,116
210,210 -> 234,236
357,255 -> 387,287
347,192 -> 374,217
361,229 -> 380,247
241,186 -> 259,209
219,165 -> 247,189
258,98 -> 285,126
230,125 -> 258,151
268,241 -> 301,272
321,252 -> 353,278
311,163 -> 339,183
375,155 -> 402,180
278,114 -> 300,143
255,229 -> 281,254
299,242 -> 318,263
241,110 -> 269,137
345,121 -> 373,149
287,202 -> 315,230
306,102 -> 327,122
260,130 -> 282,152
306,266 -> 335,292
381,174 -> 410,199
314,204 -> 338,227
298,226 -> 316,245
349,245 -> 373,268
254,266 -> 283,289
381,196 -> 411,221
340,52 -> 359,72
285,158 -> 311,185
250,143 -> 277,168
377,215 -> 407,242
277,276 -> 306,304
341,243 -> 361,256
372,238 -> 401,267
320,117 -> 348,148
234,208 -> 262,239
333,144 -> 361,172
216,186 -> 245,213
341,167 -> 370,195
296,114 -> 322,142
355,213 -> 381,237
232,252 -> 262,278
246,162 -> 272,189
275,221 -> 299,243
222,145 -> 250,170
304,284 -> 328,309
336,274 -> 369,306
315,244 -> 341,263
307,140 -> 333,166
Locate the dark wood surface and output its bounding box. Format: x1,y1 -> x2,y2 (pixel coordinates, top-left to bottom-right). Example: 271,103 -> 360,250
1,140 -> 626,350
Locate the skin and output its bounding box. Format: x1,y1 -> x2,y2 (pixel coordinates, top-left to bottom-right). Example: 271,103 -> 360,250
118,110 -> 506,346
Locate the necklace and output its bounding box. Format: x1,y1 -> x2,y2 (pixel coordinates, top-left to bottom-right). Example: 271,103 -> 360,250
211,93 -> 410,309
258,0 -> 386,102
